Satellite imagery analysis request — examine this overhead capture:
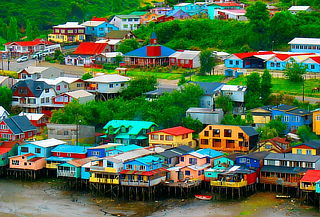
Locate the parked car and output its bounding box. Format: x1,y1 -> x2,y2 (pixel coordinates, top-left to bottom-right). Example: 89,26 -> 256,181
32,51 -> 43,59
17,56 -> 28,63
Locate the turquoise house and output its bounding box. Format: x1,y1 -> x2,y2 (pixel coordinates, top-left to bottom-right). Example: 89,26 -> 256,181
207,2 -> 242,20
173,3 -> 203,16
57,157 -> 97,179
205,156 -> 235,181
123,155 -> 163,171
105,144 -> 142,156
102,120 -> 157,146
0,141 -> 19,167
18,138 -> 66,158
316,181 -> 320,193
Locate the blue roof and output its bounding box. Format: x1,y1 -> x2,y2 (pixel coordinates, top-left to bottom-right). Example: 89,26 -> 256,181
188,82 -> 225,95
135,155 -> 161,164
116,144 -> 142,152
51,145 -> 88,154
3,115 -> 36,134
196,148 -> 224,158
12,79 -> 52,98
46,156 -> 74,162
124,45 -> 176,58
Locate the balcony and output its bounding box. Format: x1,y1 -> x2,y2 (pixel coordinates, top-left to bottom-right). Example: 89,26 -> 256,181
89,177 -> 119,184
57,170 -> 75,177
300,184 -> 316,191
90,166 -> 117,173
46,163 -> 60,169
121,176 -> 165,187
210,180 -> 247,188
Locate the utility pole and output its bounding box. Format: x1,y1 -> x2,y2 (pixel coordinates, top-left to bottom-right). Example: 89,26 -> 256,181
302,76 -> 305,103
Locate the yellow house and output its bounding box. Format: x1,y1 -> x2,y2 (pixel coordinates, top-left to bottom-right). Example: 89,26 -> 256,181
148,126 -> 195,148
312,109 -> 320,135
255,137 -> 290,153
48,22 -> 86,43
292,141 -> 320,155
241,106 -> 272,127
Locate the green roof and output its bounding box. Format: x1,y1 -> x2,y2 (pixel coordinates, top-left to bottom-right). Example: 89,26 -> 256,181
103,120 -> 156,135
130,11 -> 148,16
116,15 -> 141,19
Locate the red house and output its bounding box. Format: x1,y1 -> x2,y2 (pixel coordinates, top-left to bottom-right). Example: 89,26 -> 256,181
154,15 -> 175,23
51,145 -> 88,159
19,113 -> 49,134
4,39 -> 54,56
0,116 -> 36,141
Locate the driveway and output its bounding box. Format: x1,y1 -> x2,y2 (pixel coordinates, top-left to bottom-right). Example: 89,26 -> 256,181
0,59 -> 37,72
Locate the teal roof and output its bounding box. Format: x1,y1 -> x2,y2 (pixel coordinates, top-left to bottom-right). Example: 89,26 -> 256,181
115,133 -> 130,139
103,120 -> 156,135
52,145 -> 88,154
130,11 -> 148,15
195,148 -> 224,158
135,155 -> 161,164
46,156 -> 73,162
117,144 -> 142,152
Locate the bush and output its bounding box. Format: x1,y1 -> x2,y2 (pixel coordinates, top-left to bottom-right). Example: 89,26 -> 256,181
103,64 -> 117,70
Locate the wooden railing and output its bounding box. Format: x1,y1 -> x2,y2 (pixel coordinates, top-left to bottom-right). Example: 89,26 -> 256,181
210,180 -> 247,188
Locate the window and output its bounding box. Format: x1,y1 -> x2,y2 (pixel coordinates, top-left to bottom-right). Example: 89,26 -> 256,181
57,152 -> 60,156
204,131 -> 209,137
165,135 -> 173,141
238,133 -> 243,138
224,129 -> 232,137
45,89 -> 49,93
127,164 -> 133,170
229,60 -> 233,64
213,129 -> 220,136
21,147 -> 29,153
201,139 -> 208,145
276,63 -> 280,67
266,160 -> 275,166
306,150 -> 312,155
77,83 -> 82,87
283,116 -> 289,122
160,135 -> 164,140
180,157 -> 184,162
235,60 -> 239,65
317,115 -> 320,121
109,84 -> 114,88
185,170 -> 190,176
139,165 -> 146,170
311,64 -> 315,69
151,134 -> 159,140
46,97 -> 50,103
67,153 -> 71,157
189,158 -> 197,165
12,160 -> 19,165
270,62 -> 275,67
107,161 -> 114,167
41,98 -> 45,103
64,131 -> 69,135
35,148 -> 41,154
24,162 -> 27,166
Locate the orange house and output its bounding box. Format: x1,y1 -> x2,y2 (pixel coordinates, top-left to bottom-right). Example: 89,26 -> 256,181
140,13 -> 160,24
199,125 -> 259,152
9,153 -> 46,170
148,126 -> 195,148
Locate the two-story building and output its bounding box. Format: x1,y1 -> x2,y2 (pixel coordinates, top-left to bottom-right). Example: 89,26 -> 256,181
48,22 -> 86,43
81,20 -> 118,41
57,157 -> 97,179
19,138 -> 66,158
18,112 -> 48,134
0,115 -> 36,141
235,151 -> 269,170
300,170 -> 320,192
271,104 -> 312,133
199,125 -> 259,152
289,38 -> 320,53
255,137 -> 290,153
4,39 -> 55,56
148,126 -> 195,148
312,108 -> 320,135
9,153 -> 47,170
109,15 -> 141,31
220,85 -> 247,113
261,153 -> 320,187
157,145 -> 194,167
12,80 -> 57,114
102,120 -> 157,146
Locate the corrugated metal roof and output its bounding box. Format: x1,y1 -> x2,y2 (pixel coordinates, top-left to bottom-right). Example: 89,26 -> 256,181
288,37 -> 320,45
261,165 -> 308,174
265,153 -> 320,162
52,145 -> 88,154
3,115 -> 36,134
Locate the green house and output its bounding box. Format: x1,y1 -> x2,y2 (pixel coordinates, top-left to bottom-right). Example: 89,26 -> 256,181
205,156 -> 234,181
102,120 -> 157,146
57,157 -> 96,179
0,141 -> 19,167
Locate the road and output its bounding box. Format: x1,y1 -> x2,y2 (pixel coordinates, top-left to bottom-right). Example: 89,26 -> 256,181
0,58 -> 37,72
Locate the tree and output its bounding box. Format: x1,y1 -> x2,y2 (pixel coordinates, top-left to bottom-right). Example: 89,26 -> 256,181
284,60 -> 307,82
25,20 -> 39,40
178,77 -> 187,86
297,125 -> 318,142
257,126 -> 279,140
245,2 -> 270,50
0,86 -> 12,111
120,76 -> 157,100
115,55 -> 123,66
270,11 -> 296,46
215,95 -> 233,114
81,72 -> 93,80
7,17 -> 19,42
182,116 -> 203,135
199,49 -> 214,75
260,69 -> 272,104
267,117 -> 287,135
117,39 -> 139,54
221,114 -> 248,126
245,72 -> 263,109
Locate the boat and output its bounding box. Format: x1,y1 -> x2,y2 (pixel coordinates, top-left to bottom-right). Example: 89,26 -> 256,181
276,195 -> 291,199
195,194 -> 213,200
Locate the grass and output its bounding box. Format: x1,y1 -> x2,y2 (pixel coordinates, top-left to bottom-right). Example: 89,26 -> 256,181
191,75 -> 225,82
0,70 -> 18,78
227,76 -> 320,98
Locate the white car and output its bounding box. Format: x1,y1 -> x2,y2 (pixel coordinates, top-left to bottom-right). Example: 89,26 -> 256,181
17,56 -> 28,63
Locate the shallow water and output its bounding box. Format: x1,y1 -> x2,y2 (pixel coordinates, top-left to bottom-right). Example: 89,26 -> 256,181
0,179 -> 319,217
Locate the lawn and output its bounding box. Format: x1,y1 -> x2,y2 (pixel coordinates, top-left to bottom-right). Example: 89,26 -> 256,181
227,76 -> 320,98
191,75 -> 225,82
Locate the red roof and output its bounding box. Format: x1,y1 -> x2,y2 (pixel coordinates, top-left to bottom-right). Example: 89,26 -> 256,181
73,42 -> 108,55
91,17 -> 108,21
273,53 -> 313,61
5,39 -> 53,47
233,51 -> 274,59
148,126 -> 195,136
0,141 -> 19,155
271,137 -> 290,144
212,2 -> 241,7
29,157 -> 44,162
310,56 -> 320,64
293,144 -> 315,150
300,170 -> 320,183
120,168 -> 168,176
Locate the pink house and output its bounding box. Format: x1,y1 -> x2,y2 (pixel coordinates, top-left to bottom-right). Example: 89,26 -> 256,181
9,153 -> 46,170
167,148 -> 224,182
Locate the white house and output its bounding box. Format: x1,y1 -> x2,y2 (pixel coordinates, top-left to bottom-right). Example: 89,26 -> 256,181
215,9 -> 247,21
18,66 -> 65,80
11,80 -> 57,114
0,106 -> 9,121
221,84 -> 247,113
94,52 -> 123,65
109,15 -> 141,31
169,50 -> 201,68
288,6 -> 312,14
85,74 -> 130,94
53,90 -> 95,106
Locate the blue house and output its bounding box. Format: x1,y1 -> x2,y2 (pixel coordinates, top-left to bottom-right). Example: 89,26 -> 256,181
87,143 -> 124,158
18,138 -> 66,158
271,104 -> 312,133
105,144 -> 142,156
207,2 -> 242,20
289,38 -> 320,53
235,151 -> 269,169
123,155 -> 163,171
173,3 -> 203,16
81,20 -> 119,40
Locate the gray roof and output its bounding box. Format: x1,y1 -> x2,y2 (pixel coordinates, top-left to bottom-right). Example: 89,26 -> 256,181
237,151 -> 270,160
175,145 -> 194,153
159,150 -> 181,158
188,81 -> 224,96
272,104 -> 296,111
287,108 -> 311,116
240,126 -> 258,137
261,165 -> 309,174
265,153 -> 320,162
144,87 -> 176,96
294,141 -> 320,149
12,80 -> 52,97
3,115 -> 36,134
